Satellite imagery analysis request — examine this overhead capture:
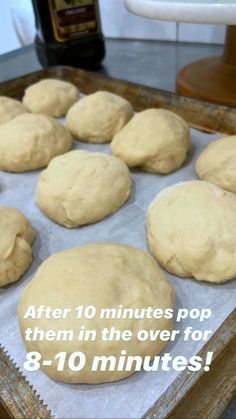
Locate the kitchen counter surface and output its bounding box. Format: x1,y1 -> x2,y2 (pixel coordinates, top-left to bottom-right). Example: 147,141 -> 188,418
0,38 -> 223,92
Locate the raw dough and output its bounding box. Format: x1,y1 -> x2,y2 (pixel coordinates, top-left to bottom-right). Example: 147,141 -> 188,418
0,96 -> 26,125
147,180 -> 236,283
196,136 -> 236,193
0,205 -> 35,287
23,79 -> 80,117
66,91 -> 134,143
111,109 -> 191,174
18,243 -> 174,384
36,150 -> 132,228
0,113 -> 73,172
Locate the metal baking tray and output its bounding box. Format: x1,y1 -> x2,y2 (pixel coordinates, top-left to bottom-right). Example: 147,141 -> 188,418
0,66 -> 235,419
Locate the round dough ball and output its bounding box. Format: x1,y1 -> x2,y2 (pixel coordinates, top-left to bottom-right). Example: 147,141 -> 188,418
196,136 -> 236,193
147,180 -> 236,283
23,79 -> 80,117
0,113 -> 73,173
18,243 -> 174,384
0,206 -> 35,287
0,96 -> 27,125
36,150 -> 132,228
66,91 -> 134,143
111,109 -> 191,174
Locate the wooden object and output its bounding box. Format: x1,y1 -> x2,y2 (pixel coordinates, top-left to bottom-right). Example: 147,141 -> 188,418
0,67 -> 235,419
177,26 -> 236,108
144,310 -> 236,419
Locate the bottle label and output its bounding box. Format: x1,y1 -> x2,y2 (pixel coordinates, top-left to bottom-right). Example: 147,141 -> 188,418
48,0 -> 100,42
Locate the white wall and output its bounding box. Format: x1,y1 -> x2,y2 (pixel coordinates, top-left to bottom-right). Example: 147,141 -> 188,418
0,0 -> 225,55
0,0 -> 21,54
100,0 -> 176,40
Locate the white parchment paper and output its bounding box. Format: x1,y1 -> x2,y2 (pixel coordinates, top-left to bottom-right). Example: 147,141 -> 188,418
0,123 -> 236,419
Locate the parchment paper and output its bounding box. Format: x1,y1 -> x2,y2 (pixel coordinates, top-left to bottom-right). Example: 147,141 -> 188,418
0,122 -> 235,419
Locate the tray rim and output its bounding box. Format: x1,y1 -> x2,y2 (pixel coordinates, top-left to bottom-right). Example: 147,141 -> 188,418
1,65 -> 236,134
0,65 -> 235,419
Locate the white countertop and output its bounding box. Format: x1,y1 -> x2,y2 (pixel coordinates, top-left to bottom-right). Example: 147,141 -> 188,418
125,0 -> 236,24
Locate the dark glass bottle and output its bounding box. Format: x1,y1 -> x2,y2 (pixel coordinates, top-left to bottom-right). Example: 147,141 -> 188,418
32,0 -> 105,69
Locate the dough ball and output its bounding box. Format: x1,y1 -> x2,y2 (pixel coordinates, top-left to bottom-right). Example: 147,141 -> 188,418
18,243 -> 174,384
111,109 -> 191,174
196,136 -> 236,193
0,205 -> 35,287
36,150 -> 132,228
0,113 -> 73,172
0,96 -> 27,125
66,91 -> 134,143
23,79 -> 80,117
147,180 -> 236,283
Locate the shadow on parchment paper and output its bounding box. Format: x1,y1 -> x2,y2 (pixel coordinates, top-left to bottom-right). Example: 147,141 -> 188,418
182,143 -> 197,169
0,177 -> 6,194
124,176 -> 136,208
164,291 -> 183,354
30,217 -> 51,262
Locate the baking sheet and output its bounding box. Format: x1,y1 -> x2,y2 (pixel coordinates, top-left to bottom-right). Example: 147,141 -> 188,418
0,121 -> 236,419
